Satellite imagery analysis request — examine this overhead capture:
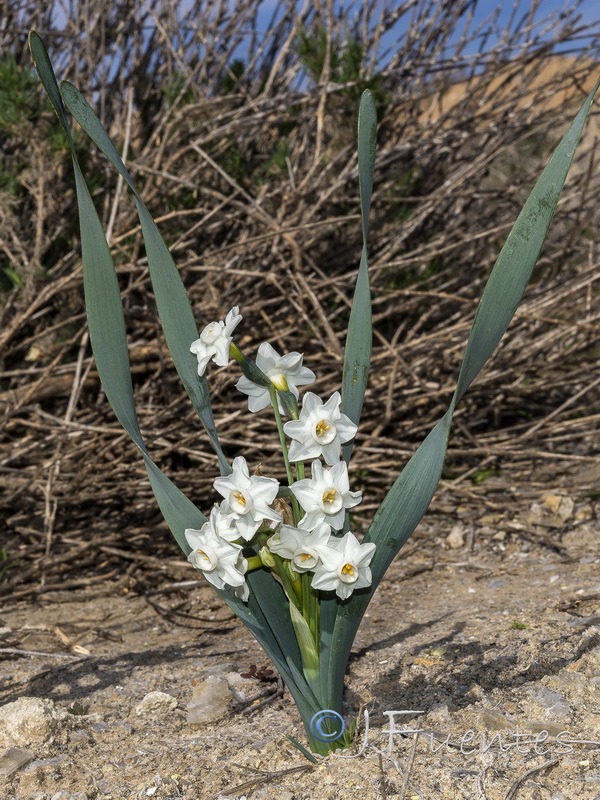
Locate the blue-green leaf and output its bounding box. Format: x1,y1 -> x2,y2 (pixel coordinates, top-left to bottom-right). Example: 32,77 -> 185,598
341,90 -> 376,462
59,80 -> 229,475
329,74 -> 600,692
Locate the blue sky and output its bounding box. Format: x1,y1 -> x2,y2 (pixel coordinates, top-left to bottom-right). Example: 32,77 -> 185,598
250,0 -> 600,67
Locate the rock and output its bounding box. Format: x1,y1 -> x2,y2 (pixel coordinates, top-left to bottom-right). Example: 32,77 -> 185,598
226,672 -> 257,704
445,524 -> 465,549
525,494 -> 575,528
541,494 -> 574,517
525,686 -> 570,718
525,720 -> 570,736
0,697 -> 67,746
135,691 -> 177,717
474,708 -> 514,731
473,708 -> 514,731
187,676 -> 232,725
574,504 -> 593,523
0,747 -> 33,778
426,702 -> 450,724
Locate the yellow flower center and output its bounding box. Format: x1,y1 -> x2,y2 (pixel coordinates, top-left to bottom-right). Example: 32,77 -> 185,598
341,563 -> 355,576
299,552 -> 311,562
232,490 -> 246,506
315,419 -> 330,437
196,549 -> 210,561
322,489 -> 338,504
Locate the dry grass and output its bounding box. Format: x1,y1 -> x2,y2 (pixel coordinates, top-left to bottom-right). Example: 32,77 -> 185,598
1,0 -> 599,597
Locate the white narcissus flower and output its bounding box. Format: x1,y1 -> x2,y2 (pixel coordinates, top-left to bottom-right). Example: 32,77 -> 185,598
235,342 -> 315,413
267,521 -> 331,573
283,391 -> 357,465
213,456 -> 281,541
185,508 -> 249,600
291,460 -> 361,531
311,532 -> 376,600
190,306 -> 242,376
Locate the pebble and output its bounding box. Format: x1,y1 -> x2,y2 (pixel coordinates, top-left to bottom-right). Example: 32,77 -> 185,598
445,524 -> 465,549
135,691 -> 178,717
525,720 -> 570,736
525,686 -> 570,717
0,746 -> 33,778
187,676 -> 232,725
226,671 -> 257,704
0,697 -> 67,746
525,494 -> 575,528
473,708 -> 514,731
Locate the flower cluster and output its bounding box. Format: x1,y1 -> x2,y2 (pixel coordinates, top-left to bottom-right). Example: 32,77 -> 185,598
186,308 -> 375,603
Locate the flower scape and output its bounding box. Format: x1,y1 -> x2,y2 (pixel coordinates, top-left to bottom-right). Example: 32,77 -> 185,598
186,309 -> 375,614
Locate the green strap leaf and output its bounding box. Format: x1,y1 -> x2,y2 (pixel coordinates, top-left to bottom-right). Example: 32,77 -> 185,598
341,90 -> 376,462
29,31 -> 206,555
328,75 -> 600,692
59,80 -> 229,475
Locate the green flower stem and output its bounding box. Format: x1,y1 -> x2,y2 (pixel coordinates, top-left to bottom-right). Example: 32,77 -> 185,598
301,571 -> 311,625
269,385 -> 302,524
245,556 -> 263,571
271,552 -> 301,610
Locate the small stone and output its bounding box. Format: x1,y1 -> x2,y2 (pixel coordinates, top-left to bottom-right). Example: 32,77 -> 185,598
426,702 -> 450,724
90,721 -> 109,732
112,720 -> 133,734
187,676 -> 232,726
135,691 -> 177,717
446,524 -> 465,549
525,720 -> 571,737
0,697 -> 67,747
0,747 -> 33,778
478,514 -> 505,526
474,709 -> 514,731
541,494 -> 574,519
574,504 -> 593,523
525,687 -> 570,718
487,578 -> 509,590
226,672 -> 257,704
525,494 -> 575,528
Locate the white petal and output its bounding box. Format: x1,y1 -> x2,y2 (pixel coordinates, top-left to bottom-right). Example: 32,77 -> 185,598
231,456 -> 251,486
291,366 -> 316,386
234,581 -> 250,602
322,391 -> 342,418
283,419 -> 307,440
212,338 -> 231,366
335,583 -> 354,600
321,440 -> 342,465
335,416 -> 358,443
250,392 -> 272,412
300,392 -> 320,415
287,439 -> 319,463
255,341 -> 279,370
235,375 -> 264,397
290,480 -> 318,510
328,460 -> 349,491
278,351 -> 303,371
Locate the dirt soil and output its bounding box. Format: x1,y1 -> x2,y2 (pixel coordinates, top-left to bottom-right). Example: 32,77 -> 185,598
0,477 -> 599,800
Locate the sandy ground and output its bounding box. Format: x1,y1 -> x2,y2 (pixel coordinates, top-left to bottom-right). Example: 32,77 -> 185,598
0,492 -> 599,800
